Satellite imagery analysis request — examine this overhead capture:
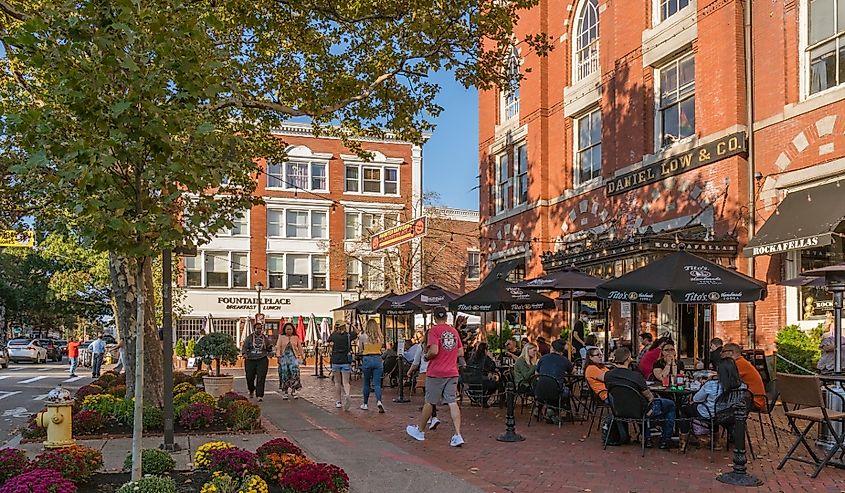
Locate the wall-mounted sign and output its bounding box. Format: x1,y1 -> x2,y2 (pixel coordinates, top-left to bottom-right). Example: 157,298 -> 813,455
0,230 -> 35,248
606,132 -> 747,196
183,290 -> 342,319
217,296 -> 291,311
370,217 -> 427,251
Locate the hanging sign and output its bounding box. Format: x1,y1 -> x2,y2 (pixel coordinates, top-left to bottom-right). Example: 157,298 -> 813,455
606,132 -> 747,196
370,217 -> 427,251
0,230 -> 35,248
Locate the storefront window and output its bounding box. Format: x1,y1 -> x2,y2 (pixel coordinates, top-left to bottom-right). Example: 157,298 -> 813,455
799,243 -> 843,319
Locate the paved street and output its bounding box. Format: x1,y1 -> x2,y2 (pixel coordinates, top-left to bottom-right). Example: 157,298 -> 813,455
0,358 -> 94,445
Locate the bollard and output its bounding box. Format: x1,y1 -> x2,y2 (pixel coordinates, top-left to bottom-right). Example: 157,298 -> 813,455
497,382 -> 525,443
717,399 -> 762,486
314,340 -> 327,379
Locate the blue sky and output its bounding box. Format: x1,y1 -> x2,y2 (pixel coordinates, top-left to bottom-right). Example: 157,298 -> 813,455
422,73 -> 479,211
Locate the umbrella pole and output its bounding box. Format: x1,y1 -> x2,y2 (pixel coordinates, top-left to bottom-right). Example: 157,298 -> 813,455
394,314 -> 410,403
603,300 -> 609,358
693,305 -> 699,364
568,290 -> 574,360
631,305 -> 639,358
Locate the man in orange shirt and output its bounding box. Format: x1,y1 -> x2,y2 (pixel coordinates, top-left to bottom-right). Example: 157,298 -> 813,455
722,343 -> 765,410
67,337 -> 81,378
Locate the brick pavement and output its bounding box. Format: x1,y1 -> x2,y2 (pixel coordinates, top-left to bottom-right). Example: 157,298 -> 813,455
274,368 -> 845,493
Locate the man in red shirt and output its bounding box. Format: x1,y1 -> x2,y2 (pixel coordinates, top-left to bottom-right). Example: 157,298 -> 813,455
406,306 -> 465,447
67,337 -> 81,378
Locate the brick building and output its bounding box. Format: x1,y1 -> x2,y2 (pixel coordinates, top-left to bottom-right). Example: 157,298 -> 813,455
421,206 -> 481,295
479,0 -> 845,356
177,123 -> 423,342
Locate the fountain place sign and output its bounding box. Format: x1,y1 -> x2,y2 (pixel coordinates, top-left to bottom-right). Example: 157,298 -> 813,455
606,132 -> 747,196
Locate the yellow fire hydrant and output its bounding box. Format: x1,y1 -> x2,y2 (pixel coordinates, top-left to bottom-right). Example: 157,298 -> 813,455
35,386 -> 75,449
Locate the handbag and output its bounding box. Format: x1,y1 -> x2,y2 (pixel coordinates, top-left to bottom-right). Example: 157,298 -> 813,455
346,332 -> 353,364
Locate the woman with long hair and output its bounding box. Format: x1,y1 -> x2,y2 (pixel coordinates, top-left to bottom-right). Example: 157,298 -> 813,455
358,318 -> 385,413
329,322 -> 353,410
468,342 -> 498,406
275,322 -> 305,399
240,323 -> 273,402
679,358 -> 745,449
583,347 -> 609,400
513,341 -> 539,391
651,341 -> 685,383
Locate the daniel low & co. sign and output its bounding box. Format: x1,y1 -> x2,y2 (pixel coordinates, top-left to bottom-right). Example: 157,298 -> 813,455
606,132 -> 747,196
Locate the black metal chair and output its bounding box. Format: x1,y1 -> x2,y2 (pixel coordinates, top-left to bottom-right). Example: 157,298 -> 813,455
459,365 -> 486,407
689,388 -> 756,459
528,374 -> 571,428
604,383 -> 666,457
382,355 -> 399,387
751,379 -> 780,447
585,387 -> 610,438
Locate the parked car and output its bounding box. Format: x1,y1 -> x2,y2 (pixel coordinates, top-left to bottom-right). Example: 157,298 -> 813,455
0,344 -> 9,368
7,338 -> 49,364
55,339 -> 68,356
37,339 -> 62,362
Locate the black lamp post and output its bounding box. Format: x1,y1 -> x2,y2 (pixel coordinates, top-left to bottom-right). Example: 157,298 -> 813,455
255,281 -> 264,315
355,282 -> 364,301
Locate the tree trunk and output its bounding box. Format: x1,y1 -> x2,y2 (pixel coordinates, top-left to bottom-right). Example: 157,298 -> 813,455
108,253 -> 164,406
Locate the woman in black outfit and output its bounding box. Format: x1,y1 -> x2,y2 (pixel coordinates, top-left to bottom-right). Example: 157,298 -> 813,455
241,323 -> 274,401
328,322 -> 354,411
468,342 -> 499,406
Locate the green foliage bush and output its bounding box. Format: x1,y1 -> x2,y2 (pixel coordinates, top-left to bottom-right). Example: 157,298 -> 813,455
116,476 -> 177,493
776,324 -> 824,374
190,391 -> 217,408
226,400 -> 261,431
122,449 -> 176,475
173,382 -> 197,395
486,324 -> 513,353
174,339 -> 186,359
186,338 -> 196,358
195,332 -> 239,376
143,405 -> 163,431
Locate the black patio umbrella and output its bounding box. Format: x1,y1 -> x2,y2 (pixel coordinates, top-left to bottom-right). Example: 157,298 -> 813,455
596,251 -> 767,304
381,284 -> 461,315
514,267 -> 604,291
449,276 -> 556,312
779,275 -> 827,288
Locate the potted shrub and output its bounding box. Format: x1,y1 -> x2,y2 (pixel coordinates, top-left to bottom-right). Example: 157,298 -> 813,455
174,339 -> 187,369
194,332 -> 239,397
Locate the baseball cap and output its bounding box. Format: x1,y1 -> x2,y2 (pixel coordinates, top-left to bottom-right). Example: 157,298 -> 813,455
433,306 -> 448,319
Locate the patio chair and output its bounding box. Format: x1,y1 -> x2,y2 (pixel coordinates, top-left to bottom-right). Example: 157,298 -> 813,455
685,388 -> 756,459
528,374 -> 571,428
515,374 -> 536,414
777,374 -> 845,478
459,365 -> 486,407
382,354 -> 399,387
604,383 -> 659,457
750,379 -> 780,447
585,386 -> 610,438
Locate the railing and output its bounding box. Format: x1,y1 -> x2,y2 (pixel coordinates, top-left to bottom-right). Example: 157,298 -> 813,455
776,353 -> 817,375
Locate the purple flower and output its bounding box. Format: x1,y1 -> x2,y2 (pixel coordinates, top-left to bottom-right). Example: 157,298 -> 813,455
207,447 -> 260,476
0,468 -> 78,493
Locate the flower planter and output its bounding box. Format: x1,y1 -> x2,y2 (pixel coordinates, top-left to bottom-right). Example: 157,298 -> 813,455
203,375 -> 235,398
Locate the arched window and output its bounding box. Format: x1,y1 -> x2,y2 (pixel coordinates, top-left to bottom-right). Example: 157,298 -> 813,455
501,46 -> 520,122
574,0 -> 600,82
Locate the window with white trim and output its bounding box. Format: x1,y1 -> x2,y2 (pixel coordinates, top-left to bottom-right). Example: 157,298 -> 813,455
184,256 -> 202,287
311,211 -> 328,239
467,251 -> 481,280
345,212 -> 362,240
496,153 -> 511,214
286,254 -> 309,289
500,47 -> 521,123
659,0 -> 691,22
218,211 -> 249,237
231,253 -> 248,287
267,160 -> 328,191
346,258 -> 360,289
345,211 -> 399,240
575,108 -> 602,185
267,210 -> 284,238
657,53 -> 695,148
266,253 -> 329,290
574,0 -> 600,82
312,256 -> 328,289
344,164 -> 400,195
267,208 -> 329,239
285,210 -> 309,238
205,251 -> 229,287
514,144 -> 528,205
346,257 -> 386,292
268,254 -> 284,288
807,0 -> 845,94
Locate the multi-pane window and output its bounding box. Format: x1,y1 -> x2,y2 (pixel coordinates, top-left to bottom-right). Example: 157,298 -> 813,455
184,256 -> 202,287
576,108 -> 602,185
496,153 -> 510,214
267,255 -> 284,288
286,254 -> 309,289
266,161 -> 327,191
285,210 -> 309,238
515,144 -> 528,205
268,209 -> 329,239
231,253 -> 248,287
346,258 -> 361,290
312,256 -> 327,289
344,164 -> 400,195
345,212 -> 361,240
659,0 -> 691,22
658,54 -> 695,147
345,211 -> 398,240
575,0 -> 600,81
808,0 -> 845,94
204,251 -> 229,287
362,257 -> 384,292
219,212 -> 249,236
467,251 -> 481,280
502,47 -> 521,122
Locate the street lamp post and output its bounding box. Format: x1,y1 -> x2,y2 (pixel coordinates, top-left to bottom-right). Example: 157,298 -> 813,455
355,282 -> 364,301
255,282 -> 264,315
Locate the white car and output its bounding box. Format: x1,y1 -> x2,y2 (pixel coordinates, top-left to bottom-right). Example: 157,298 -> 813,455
7,338 -> 49,364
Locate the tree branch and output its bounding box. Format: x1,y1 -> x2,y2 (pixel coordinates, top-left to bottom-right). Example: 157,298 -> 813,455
0,0 -> 28,21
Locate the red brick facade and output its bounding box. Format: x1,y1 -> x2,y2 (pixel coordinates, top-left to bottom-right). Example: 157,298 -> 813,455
479,0 -> 845,354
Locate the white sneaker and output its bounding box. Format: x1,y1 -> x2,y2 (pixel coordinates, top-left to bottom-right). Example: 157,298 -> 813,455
406,425 -> 425,441
360,403 -> 368,410
427,417 -> 441,431
450,434 -> 465,447
377,401 -> 385,413
282,393 -> 289,400
291,391 -> 298,399
335,401 -> 342,408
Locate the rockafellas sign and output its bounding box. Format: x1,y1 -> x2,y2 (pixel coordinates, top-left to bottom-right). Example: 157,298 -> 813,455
606,132 -> 747,196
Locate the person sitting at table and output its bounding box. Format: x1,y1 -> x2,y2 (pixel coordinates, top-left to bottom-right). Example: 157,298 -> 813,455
678,359 -> 744,450
466,342 -> 499,406
651,342 -> 685,383
584,347 -> 608,401
637,332 -> 653,363
514,342 -> 539,393
537,336 -> 551,356
504,338 -> 521,360
579,334 -> 600,362
721,343 -> 765,411
605,347 -> 677,449
638,336 -> 672,379
707,337 -> 723,370
536,339 -> 574,383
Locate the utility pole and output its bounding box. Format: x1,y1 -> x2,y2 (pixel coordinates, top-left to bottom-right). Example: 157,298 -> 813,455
161,249 -> 178,451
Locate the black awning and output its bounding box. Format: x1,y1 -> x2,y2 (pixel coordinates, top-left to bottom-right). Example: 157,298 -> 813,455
481,258 -> 521,285
744,180 -> 845,257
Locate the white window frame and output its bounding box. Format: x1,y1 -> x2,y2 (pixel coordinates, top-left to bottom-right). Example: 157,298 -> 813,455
467,250 -> 481,280
496,152 -> 511,214
218,210 -> 250,237
285,209 -> 310,239
192,251 -> 250,289
346,257 -> 361,290
267,254 -> 285,289
343,163 -> 401,196
344,211 -> 400,240
514,143 -> 528,206
266,159 -> 329,192
574,107 -> 602,187
204,251 -> 230,288
801,0 -> 845,98
655,52 -> 696,150
500,47 -> 521,123
184,256 -> 202,287
573,0 -> 600,82
231,252 -> 249,288
268,207 -> 330,239
265,252 -> 330,290
656,0 -> 691,24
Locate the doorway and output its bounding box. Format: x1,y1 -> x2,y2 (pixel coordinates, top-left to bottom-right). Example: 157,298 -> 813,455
678,304 -> 708,362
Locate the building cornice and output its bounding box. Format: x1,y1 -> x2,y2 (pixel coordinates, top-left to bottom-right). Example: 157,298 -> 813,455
272,121 -> 431,145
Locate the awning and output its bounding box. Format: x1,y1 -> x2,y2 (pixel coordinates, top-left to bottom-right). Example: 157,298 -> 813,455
482,258 -> 521,285
744,180 -> 845,257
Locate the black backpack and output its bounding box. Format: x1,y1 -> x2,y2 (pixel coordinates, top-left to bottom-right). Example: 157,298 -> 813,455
600,415 -> 630,446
